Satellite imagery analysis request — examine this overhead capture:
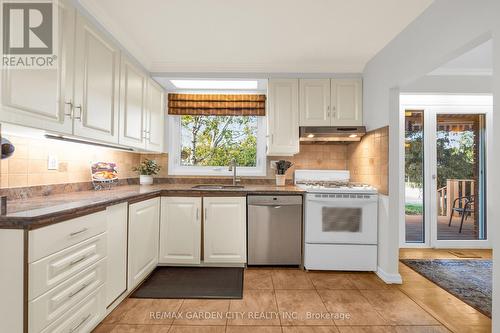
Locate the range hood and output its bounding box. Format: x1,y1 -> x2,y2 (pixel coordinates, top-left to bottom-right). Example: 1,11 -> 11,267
299,126 -> 366,142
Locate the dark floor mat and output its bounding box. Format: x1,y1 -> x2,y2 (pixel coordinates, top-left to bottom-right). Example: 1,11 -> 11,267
131,267 -> 244,299
401,259 -> 492,317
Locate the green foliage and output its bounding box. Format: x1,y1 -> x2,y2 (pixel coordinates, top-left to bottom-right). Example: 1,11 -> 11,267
133,159 -> 161,176
405,130 -> 475,189
180,115 -> 257,167
405,203 -> 423,215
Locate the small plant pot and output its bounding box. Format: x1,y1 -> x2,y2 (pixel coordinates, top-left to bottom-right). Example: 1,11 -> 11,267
275,174 -> 286,186
140,175 -> 154,185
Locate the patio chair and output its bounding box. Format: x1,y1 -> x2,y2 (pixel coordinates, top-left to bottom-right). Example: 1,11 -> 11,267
448,195 -> 475,233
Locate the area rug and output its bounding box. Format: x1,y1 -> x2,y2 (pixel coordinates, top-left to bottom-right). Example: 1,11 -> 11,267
131,267 -> 244,299
401,259 -> 492,317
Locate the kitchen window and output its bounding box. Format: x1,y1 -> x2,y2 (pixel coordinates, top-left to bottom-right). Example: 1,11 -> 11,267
167,94 -> 267,176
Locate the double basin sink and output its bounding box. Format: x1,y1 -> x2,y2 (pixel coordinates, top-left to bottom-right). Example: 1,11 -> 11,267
191,184 -> 245,190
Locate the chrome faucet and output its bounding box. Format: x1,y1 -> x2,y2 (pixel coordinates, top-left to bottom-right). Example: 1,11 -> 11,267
228,159 -> 240,185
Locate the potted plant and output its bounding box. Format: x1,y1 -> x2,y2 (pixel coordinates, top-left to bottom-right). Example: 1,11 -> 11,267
133,159 -> 161,185
275,160 -> 293,186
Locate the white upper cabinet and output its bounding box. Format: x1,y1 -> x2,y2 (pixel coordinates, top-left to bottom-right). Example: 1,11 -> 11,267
331,79 -> 362,126
159,197 -> 201,265
299,79 -> 331,126
145,80 -> 165,152
203,197 -> 246,264
73,13 -> 120,143
267,79 -> 299,156
0,0 -> 74,134
119,57 -> 147,149
299,78 -> 363,126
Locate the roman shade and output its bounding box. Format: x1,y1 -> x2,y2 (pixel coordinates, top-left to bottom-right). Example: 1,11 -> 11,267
168,93 -> 266,116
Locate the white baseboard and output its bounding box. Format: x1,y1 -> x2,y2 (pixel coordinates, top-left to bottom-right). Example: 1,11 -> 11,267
376,266 -> 402,284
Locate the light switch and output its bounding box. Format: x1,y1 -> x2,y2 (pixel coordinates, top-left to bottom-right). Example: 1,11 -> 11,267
48,154 -> 59,170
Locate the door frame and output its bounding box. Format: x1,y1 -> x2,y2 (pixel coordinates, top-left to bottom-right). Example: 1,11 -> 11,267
399,94 -> 493,249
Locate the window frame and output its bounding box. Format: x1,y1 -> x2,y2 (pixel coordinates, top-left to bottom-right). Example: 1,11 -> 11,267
167,115 -> 267,176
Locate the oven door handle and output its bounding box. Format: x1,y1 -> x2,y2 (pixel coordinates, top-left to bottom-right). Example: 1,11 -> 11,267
307,197 -> 378,204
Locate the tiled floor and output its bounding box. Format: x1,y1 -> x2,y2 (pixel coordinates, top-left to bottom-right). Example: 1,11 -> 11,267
93,249 -> 492,333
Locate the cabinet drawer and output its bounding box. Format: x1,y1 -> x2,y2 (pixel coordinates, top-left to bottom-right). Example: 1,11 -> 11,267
30,233 -> 106,300
29,211 -> 106,263
40,285 -> 105,333
29,258 -> 106,333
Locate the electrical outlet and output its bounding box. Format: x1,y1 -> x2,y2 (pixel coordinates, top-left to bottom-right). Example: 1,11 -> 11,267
270,160 -> 278,169
47,154 -> 59,170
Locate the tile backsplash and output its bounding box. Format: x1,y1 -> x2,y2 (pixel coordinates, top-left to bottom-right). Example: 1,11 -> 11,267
1,127 -> 389,195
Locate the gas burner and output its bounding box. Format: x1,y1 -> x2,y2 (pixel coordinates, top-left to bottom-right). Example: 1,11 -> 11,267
294,170 -> 378,194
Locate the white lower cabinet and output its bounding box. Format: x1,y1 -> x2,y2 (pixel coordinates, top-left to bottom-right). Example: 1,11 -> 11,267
105,203 -> 128,307
159,197 -> 201,264
128,198 -> 160,291
203,197 -> 247,264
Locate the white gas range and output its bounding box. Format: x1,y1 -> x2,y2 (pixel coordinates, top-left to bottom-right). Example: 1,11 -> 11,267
295,170 -> 378,271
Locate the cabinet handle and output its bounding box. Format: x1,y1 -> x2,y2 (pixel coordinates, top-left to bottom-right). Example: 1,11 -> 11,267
68,283 -> 89,298
74,105 -> 82,121
69,255 -> 88,267
64,101 -> 73,118
69,228 -> 88,237
69,314 -> 91,333
196,208 -> 199,220
204,208 -> 208,221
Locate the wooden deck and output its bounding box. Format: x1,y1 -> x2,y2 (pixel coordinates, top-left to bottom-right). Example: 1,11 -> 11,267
405,214 -> 479,242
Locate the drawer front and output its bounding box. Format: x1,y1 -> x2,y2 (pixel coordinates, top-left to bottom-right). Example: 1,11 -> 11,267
30,233 -> 107,300
40,285 -> 105,333
29,211 -> 107,263
29,259 -> 106,333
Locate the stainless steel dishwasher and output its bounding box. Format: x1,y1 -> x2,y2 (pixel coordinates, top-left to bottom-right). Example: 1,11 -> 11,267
248,195 -> 302,265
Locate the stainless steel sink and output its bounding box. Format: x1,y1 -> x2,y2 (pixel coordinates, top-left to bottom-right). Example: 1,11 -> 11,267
191,184 -> 245,190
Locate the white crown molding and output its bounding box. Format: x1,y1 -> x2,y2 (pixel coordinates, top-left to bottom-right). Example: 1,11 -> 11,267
74,0 -> 152,70
428,67 -> 492,76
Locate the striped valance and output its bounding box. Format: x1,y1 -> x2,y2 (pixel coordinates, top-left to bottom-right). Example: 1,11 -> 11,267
168,93 -> 266,116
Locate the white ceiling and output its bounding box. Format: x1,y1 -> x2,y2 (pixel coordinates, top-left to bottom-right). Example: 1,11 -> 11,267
429,39 -> 493,76
79,0 -> 433,74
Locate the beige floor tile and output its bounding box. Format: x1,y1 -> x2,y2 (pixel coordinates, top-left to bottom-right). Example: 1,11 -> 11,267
348,273 -> 393,291
244,269 -> 274,290
226,326 -> 283,333
308,272 -> 356,290
105,324 -> 170,332
173,300 -> 229,326
399,286 -> 491,332
318,290 -> 387,326
337,327 -> 396,333
272,269 -> 314,290
168,326 -> 225,333
395,326 -> 451,333
360,290 -> 439,326
282,326 -> 340,332
275,290 -> 333,326
228,290 -> 280,326
115,299 -> 183,325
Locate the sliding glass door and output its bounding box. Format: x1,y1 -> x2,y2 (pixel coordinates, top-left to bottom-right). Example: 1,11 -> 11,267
403,104 -> 488,248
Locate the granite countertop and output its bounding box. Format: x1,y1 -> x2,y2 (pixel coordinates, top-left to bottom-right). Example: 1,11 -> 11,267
0,184 -> 305,230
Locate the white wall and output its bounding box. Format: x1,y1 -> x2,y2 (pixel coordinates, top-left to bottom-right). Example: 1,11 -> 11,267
362,2 -> 499,327
401,75 -> 492,94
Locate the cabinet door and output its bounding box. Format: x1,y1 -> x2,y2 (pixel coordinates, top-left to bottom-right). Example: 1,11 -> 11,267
159,197 -> 201,264
105,203 -> 127,307
145,80 -> 165,152
128,198 -> 160,290
299,79 -> 331,126
73,13 -> 120,143
267,79 -> 299,156
119,58 -> 147,149
203,197 -> 246,264
331,79 -> 363,126
0,0 -> 74,134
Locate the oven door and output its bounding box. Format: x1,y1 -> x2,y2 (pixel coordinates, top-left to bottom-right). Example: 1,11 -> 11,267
305,193 -> 378,244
